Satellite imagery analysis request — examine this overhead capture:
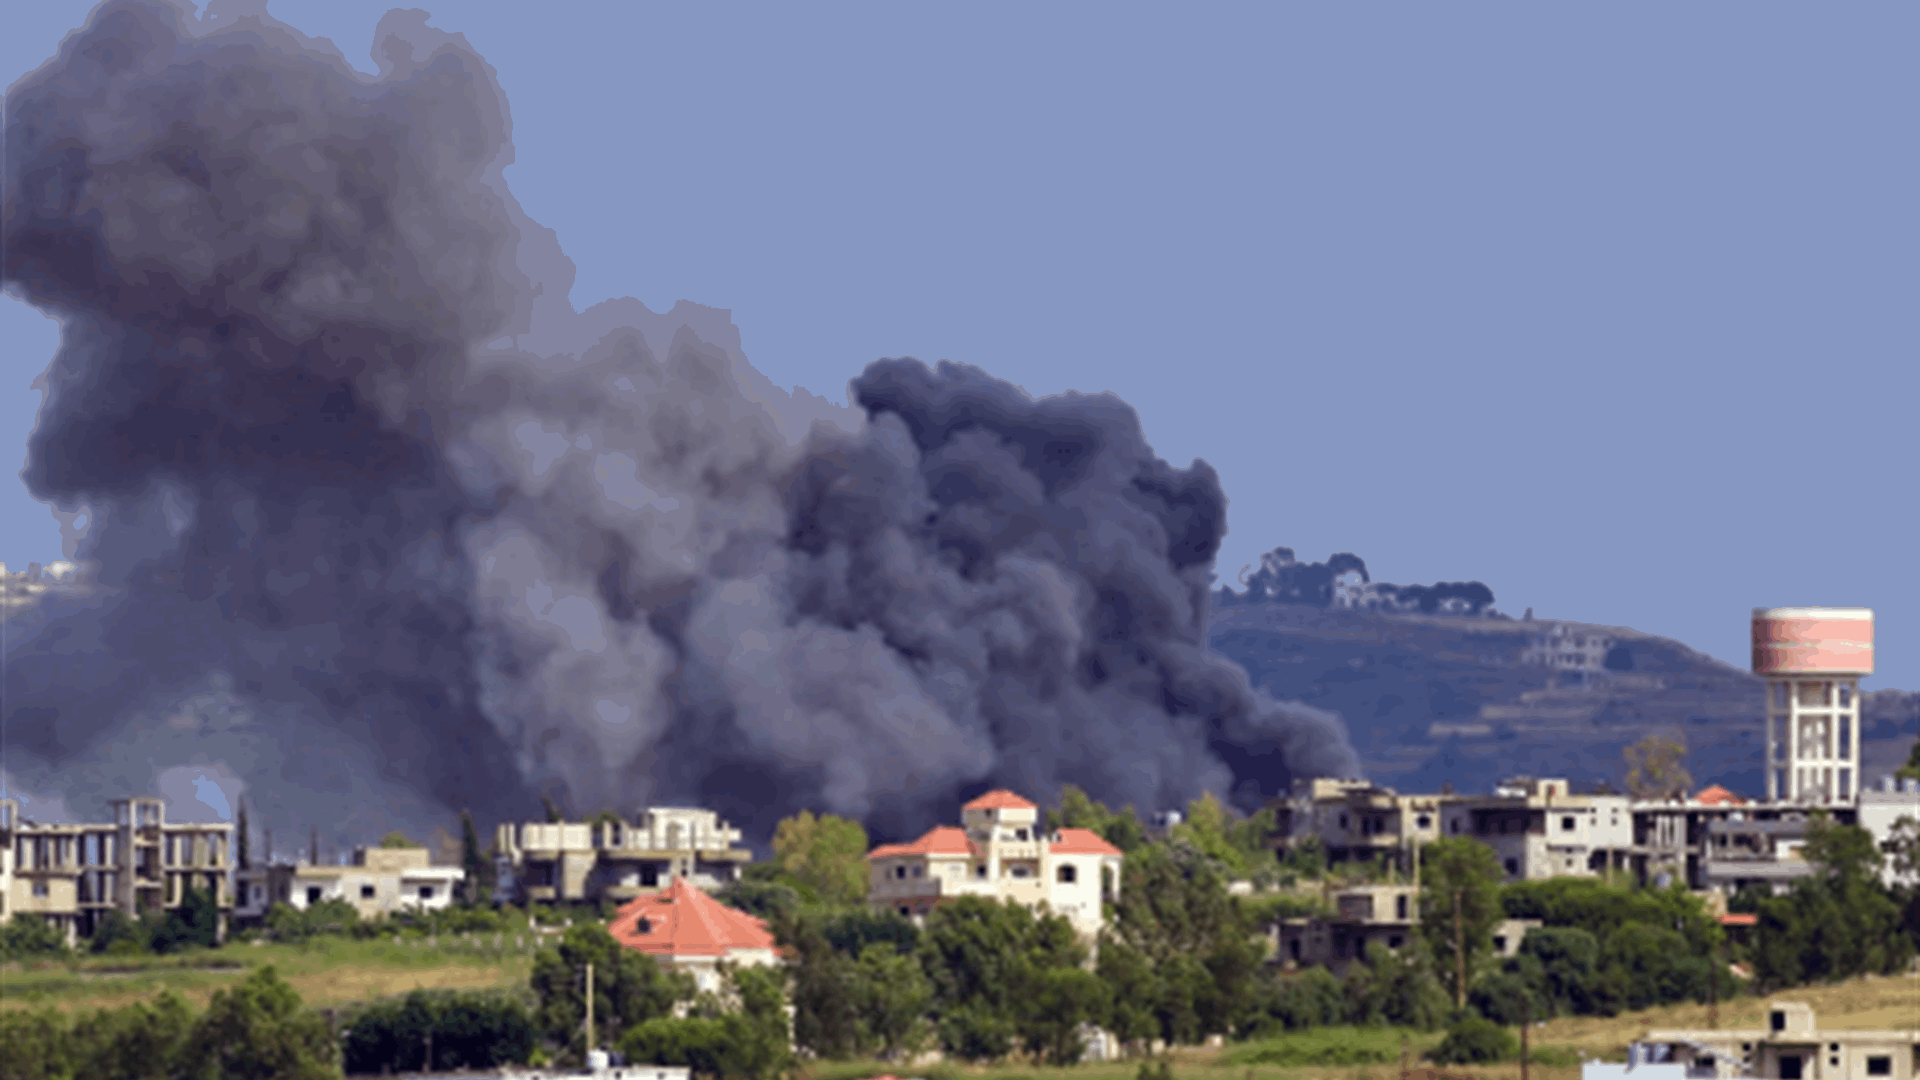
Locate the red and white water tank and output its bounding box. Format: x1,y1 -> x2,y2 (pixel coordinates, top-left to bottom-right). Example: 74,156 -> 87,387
1752,607 -> 1872,804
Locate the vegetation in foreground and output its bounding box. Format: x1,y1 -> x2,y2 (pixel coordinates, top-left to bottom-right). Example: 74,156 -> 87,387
4,736 -> 1918,1077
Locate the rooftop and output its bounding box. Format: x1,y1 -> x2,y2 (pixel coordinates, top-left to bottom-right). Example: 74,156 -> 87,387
868,826 -> 978,861
607,878 -> 775,957
962,790 -> 1037,811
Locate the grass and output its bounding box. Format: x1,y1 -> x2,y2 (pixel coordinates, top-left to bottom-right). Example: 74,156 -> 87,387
1528,970 -> 1920,1062
0,935 -> 533,1013
795,972 -> 1919,1080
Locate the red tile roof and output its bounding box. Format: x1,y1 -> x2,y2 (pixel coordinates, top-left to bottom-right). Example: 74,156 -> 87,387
1050,827 -> 1123,857
963,789 -> 1037,811
607,877 -> 775,957
1694,784 -> 1747,806
867,825 -> 978,861
1720,913 -> 1758,926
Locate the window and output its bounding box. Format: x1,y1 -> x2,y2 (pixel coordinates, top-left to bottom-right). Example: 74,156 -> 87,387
975,864 -> 987,880
895,865 -> 907,880
1450,819 -> 1461,835
1396,895 -> 1408,919
1866,1057 -> 1891,1076
1057,864 -> 1078,884
911,865 -> 923,878
1493,935 -> 1507,953
1771,1011 -> 1786,1032
307,886 -> 323,904
32,881 -> 49,898
1388,935 -> 1403,949
1010,865 -> 1031,879
1014,828 -> 1029,841
1416,815 -> 1432,830
253,885 -> 264,903
897,906 -> 910,917
1504,858 -> 1519,877
1561,816 -> 1577,832
361,885 -> 376,899
1779,1056 -> 1802,1080
1339,814 -> 1349,829
418,886 -> 434,900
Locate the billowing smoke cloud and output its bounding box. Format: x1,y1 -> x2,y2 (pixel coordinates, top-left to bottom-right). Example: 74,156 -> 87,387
2,0 -> 1358,849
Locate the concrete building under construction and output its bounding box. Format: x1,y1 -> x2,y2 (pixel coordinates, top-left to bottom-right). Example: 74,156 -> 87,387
0,795 -> 234,945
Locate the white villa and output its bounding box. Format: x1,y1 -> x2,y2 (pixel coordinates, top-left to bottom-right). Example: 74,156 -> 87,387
866,790 -> 1124,940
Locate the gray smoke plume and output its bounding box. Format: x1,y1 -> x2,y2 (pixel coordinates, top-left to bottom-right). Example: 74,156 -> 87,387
2,0 -> 1358,849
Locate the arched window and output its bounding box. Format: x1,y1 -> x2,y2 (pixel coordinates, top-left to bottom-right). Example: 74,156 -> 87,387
1056,864 -> 1078,884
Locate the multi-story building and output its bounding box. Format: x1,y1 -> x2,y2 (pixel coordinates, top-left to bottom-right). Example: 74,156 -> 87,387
232,845 -> 465,925
1270,778 -> 1447,873
1271,771 -> 1900,894
865,790 -> 1124,941
1520,623 -> 1616,681
1856,777 -> 1920,891
1271,880 -> 1542,975
1637,1001 -> 1920,1080
493,807 -> 753,906
0,795 -> 233,945
1439,777 -> 1634,882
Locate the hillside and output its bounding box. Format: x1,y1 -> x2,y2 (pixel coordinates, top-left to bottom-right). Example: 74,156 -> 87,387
1208,598 -> 1919,798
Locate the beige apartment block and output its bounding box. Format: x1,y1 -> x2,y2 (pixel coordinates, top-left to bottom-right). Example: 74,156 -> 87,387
493,807 -> 753,905
232,845 -> 465,925
1279,770 -> 1914,901
1438,777 -> 1634,882
0,796 -> 233,946
1639,1001 -> 1919,1080
1271,778 -> 1447,873
866,790 -> 1124,942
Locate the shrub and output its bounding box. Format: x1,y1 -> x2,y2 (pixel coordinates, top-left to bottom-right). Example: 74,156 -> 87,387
0,913 -> 71,961
1428,1016 -> 1516,1064
1224,1027 -> 1399,1066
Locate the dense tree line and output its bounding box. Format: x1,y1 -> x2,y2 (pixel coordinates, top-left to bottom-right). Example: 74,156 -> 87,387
1740,812 -> 1917,991
0,967 -> 339,1080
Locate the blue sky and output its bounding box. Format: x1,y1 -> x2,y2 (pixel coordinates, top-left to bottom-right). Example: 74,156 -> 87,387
3,1 -> 1914,691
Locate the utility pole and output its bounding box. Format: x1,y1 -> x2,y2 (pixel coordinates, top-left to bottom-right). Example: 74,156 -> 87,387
585,961 -> 595,1058
1709,930 -> 1720,1029
1453,888 -> 1466,1010
1521,993 -> 1531,1080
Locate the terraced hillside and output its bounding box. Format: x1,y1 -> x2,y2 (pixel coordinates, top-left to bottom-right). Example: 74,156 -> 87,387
1208,600 -> 1919,797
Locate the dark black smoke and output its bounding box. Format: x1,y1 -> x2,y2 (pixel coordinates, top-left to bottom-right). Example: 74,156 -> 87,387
2,0 -> 1358,849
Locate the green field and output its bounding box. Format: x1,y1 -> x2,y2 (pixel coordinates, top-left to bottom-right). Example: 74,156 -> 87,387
0,935 -> 535,1013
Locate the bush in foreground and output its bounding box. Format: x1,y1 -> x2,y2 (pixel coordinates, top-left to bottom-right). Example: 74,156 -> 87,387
1428,1016 -> 1516,1065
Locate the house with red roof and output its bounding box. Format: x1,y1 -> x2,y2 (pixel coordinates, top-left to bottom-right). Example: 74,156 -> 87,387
1693,785 -> 1747,807
866,789 -> 1124,940
607,876 -> 780,996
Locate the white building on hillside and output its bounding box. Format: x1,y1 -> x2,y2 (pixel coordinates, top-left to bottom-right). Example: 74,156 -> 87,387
866,790 -> 1123,940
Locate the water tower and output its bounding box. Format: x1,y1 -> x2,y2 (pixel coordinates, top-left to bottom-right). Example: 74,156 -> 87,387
1752,607 -> 1873,804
